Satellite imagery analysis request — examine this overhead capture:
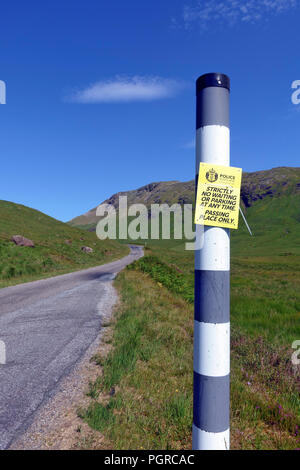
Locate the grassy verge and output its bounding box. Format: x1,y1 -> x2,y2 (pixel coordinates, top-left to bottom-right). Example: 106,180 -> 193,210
231,329 -> 300,449
0,242 -> 128,288
80,244 -> 300,450
127,255 -> 193,304
80,268 -> 193,450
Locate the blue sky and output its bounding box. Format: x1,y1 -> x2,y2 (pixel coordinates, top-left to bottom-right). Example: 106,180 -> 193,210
0,0 -> 299,221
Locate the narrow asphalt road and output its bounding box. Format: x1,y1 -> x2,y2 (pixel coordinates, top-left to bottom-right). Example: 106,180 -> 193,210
0,245 -> 143,450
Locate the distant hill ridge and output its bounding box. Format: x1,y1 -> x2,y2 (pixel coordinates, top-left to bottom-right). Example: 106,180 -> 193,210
68,166 -> 300,230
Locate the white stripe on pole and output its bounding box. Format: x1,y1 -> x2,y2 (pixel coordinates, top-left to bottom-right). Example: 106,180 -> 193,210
194,321 -> 230,377
196,125 -> 230,170
192,425 -> 230,451
195,227 -> 230,271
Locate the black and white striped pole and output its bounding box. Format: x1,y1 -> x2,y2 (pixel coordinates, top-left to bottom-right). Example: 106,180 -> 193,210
193,73 -> 230,450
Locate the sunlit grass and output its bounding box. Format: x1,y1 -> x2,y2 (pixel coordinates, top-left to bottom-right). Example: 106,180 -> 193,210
80,236 -> 300,449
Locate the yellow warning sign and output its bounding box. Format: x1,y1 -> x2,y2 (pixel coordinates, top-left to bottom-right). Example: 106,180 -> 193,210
195,162 -> 242,229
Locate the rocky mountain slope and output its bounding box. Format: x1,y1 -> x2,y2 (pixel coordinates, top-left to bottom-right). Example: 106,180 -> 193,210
68,167 -> 300,234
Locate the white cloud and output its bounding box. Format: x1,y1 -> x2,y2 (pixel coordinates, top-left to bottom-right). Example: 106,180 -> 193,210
67,76 -> 183,103
183,0 -> 298,29
182,139 -> 196,149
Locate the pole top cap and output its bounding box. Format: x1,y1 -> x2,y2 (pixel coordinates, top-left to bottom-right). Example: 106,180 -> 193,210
196,73 -> 230,93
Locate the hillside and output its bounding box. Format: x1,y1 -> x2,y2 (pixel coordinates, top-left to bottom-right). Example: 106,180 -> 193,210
0,200 -> 127,287
233,166 -> 300,257
68,167 -> 300,256
68,180 -> 195,230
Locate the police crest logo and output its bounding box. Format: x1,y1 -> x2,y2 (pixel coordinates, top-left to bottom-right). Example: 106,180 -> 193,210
205,168 -> 218,183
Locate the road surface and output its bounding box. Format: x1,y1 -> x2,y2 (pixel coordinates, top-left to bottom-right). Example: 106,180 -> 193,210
0,245 -> 143,449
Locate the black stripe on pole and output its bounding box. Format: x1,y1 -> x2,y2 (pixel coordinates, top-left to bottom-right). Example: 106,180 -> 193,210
194,270 -> 230,324
193,372 -> 230,433
196,87 -> 230,129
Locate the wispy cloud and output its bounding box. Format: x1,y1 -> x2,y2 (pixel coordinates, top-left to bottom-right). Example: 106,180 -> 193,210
182,138 -> 196,149
183,0 -> 299,29
66,76 -> 183,103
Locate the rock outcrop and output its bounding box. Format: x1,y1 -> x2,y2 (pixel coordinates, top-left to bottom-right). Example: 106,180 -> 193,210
11,235 -> 35,247
81,246 -> 93,253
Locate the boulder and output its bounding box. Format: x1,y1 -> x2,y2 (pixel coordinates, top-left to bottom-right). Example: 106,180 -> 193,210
11,235 -> 35,247
81,246 -> 93,253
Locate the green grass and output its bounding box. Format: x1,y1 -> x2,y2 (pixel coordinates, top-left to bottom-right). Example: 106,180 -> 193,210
145,243 -> 300,346
80,222 -> 300,449
0,199 -> 128,287
230,328 -> 300,449
127,255 -> 194,304
80,269 -> 193,450
230,256 -> 300,345
80,252 -> 300,449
